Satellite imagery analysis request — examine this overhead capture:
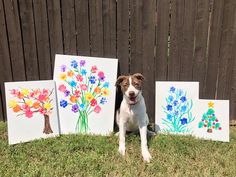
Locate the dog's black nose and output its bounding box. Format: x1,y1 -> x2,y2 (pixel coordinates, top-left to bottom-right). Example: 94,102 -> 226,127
129,91 -> 135,97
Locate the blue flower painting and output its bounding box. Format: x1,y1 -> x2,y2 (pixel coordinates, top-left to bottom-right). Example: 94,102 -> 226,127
161,86 -> 195,133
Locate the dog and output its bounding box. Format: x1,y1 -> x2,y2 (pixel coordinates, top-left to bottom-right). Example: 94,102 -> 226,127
115,73 -> 154,162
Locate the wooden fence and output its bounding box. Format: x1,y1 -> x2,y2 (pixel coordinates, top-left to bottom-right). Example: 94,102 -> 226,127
0,0 -> 236,123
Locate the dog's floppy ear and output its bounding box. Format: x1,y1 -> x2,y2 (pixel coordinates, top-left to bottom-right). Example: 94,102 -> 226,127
115,75 -> 127,86
133,73 -> 145,81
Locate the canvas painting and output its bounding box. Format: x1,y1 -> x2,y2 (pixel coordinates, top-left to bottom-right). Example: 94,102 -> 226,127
53,54 -> 118,135
155,81 -> 199,134
192,100 -> 229,142
5,80 -> 59,145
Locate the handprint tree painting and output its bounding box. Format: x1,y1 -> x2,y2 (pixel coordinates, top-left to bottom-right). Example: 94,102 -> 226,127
5,81 -> 59,144
155,82 -> 199,135
192,100 -> 229,142
8,88 -> 54,134
54,54 -> 118,135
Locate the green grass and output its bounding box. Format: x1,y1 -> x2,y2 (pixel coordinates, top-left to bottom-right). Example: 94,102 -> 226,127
0,122 -> 236,177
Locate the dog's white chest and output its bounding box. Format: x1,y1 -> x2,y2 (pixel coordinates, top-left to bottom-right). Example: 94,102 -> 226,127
126,116 -> 139,131
121,106 -> 139,131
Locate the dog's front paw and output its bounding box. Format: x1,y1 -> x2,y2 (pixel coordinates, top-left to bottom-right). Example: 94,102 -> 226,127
118,144 -> 125,156
142,149 -> 152,163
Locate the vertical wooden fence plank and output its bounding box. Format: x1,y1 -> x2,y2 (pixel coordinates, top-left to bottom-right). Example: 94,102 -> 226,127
117,0 -> 129,75
89,0 -> 103,57
47,0 -> 63,68
156,0 -> 170,81
61,0 -> 77,55
75,0 -> 90,56
130,0 -> 143,73
0,0 -> 12,121
103,0 -> 116,58
142,0 -> 156,122
204,0 -> 224,99
168,0 -> 184,81
33,0 -> 52,80
217,0 -> 235,100
179,0 -> 196,81
19,0 -> 39,80
0,91 -> 3,121
192,0 -> 210,98
230,0 -> 236,121
116,0 -> 129,111
4,0 -> 26,81
0,0 -> 12,83
0,85 -> 6,121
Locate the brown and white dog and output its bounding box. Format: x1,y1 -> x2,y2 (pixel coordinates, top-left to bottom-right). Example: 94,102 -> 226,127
115,73 -> 153,162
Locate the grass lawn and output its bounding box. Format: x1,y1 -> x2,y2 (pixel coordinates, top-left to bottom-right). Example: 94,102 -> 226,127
0,122 -> 235,177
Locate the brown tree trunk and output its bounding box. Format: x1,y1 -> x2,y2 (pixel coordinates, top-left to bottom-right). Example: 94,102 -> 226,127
207,128 -> 212,133
43,114 -> 53,134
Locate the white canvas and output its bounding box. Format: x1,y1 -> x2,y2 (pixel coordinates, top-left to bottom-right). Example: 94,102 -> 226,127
53,54 -> 118,135
192,99 -> 229,142
155,81 -> 199,134
5,80 -> 59,145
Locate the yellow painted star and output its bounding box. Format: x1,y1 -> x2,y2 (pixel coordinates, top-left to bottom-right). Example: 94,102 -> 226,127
208,101 -> 214,108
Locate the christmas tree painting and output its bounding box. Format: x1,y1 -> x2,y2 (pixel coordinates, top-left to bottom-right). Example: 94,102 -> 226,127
198,101 -> 222,133
161,86 -> 195,133
8,88 -> 54,134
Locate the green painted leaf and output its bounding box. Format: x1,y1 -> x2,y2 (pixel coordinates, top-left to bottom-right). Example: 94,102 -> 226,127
212,116 -> 216,121
198,121 -> 204,128
207,108 -> 215,115
203,114 -> 207,120
207,122 -> 212,128
215,123 -> 220,128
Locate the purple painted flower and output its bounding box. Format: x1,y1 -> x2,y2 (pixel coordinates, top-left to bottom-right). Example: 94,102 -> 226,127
64,90 -> 70,97
100,97 -> 107,104
61,65 -> 66,72
72,104 -> 79,113
173,100 -> 178,106
98,71 -> 105,81
71,60 -> 78,68
170,86 -> 176,93
80,60 -> 86,67
174,111 -> 179,116
60,100 -> 68,108
89,76 -> 96,84
180,118 -> 188,125
166,105 -> 173,111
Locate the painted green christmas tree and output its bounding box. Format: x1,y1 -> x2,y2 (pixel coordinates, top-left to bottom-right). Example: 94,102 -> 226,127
198,101 -> 222,133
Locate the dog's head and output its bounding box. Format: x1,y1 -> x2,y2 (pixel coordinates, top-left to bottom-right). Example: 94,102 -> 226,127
115,73 -> 145,104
